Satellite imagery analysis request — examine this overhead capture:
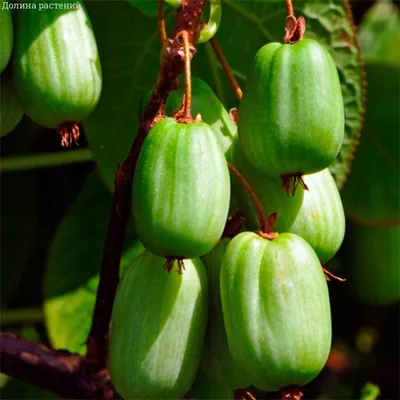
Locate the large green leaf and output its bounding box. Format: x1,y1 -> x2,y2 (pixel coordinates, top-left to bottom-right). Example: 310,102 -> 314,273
44,171 -> 143,355
84,0 -> 363,189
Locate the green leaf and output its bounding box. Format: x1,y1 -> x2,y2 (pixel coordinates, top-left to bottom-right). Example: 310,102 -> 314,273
84,0 -> 363,189
358,0 -> 400,64
125,0 -> 159,16
44,170 -> 143,355
340,2 -> 399,224
360,382 -> 380,400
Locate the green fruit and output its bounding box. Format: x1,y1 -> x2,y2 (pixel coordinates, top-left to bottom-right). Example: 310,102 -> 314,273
133,118 -> 230,258
1,73 -> 24,137
341,63 -> 399,226
0,1 -> 13,73
12,0 -> 102,129
220,231 -> 332,391
184,368 -> 234,400
238,39 -> 344,178
288,168 -> 345,264
348,224 -> 400,306
109,252 -> 208,399
228,139 -> 304,232
201,239 -> 253,390
140,77 -> 237,155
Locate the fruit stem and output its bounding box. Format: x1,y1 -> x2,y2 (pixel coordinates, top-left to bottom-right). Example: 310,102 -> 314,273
285,0 -> 294,17
182,30 -> 193,120
227,162 -> 277,238
210,37 -> 243,100
158,0 -> 167,44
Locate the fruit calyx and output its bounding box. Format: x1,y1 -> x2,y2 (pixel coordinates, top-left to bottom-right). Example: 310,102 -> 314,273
283,15 -> 306,44
256,212 -> 279,240
164,257 -> 186,274
222,209 -> 246,238
281,385 -> 303,400
281,174 -> 309,196
57,122 -> 80,147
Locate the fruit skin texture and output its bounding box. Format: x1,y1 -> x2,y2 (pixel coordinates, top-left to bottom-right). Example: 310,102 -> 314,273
109,251 -> 208,399
12,0 -> 102,128
348,224 -> 400,306
228,139 -> 304,232
220,231 -> 332,391
238,39 -> 344,178
201,239 -> 253,390
0,1 -> 13,74
132,118 -> 230,258
0,73 -> 24,137
288,168 -> 345,264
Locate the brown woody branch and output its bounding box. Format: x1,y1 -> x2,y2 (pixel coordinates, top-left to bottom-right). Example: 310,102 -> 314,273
86,0 -> 207,371
0,332 -> 97,399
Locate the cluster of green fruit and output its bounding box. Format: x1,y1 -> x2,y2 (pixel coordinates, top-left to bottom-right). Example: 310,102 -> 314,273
109,36 -> 346,399
0,0 -> 102,143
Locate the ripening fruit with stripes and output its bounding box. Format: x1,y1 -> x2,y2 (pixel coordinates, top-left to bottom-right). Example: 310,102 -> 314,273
12,0 -> 102,146
238,39 -> 344,182
288,168 -> 345,264
109,252 -> 208,399
220,231 -> 332,392
0,0 -> 13,73
0,73 -> 24,137
132,118 -> 231,259
201,239 -> 253,390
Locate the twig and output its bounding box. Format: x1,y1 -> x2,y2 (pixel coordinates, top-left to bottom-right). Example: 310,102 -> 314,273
86,0 -> 207,371
158,0 -> 167,44
227,162 -> 277,238
210,37 -> 243,100
0,332 -> 96,399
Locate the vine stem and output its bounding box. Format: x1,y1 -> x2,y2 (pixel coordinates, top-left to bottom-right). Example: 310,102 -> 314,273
210,37 -> 243,100
285,0 -> 294,17
158,0 -> 167,44
227,162 -> 276,237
